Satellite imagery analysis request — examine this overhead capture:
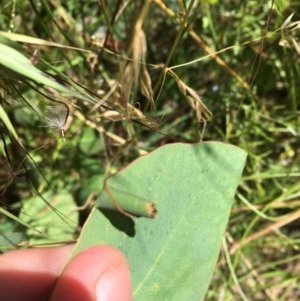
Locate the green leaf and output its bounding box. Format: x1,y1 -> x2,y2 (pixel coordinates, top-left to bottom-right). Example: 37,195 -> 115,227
0,43 -> 94,102
0,31 -> 90,52
78,127 -> 104,155
19,191 -> 79,245
0,206 -> 40,237
72,142 -> 247,300
0,232 -> 28,252
274,0 -> 289,14
0,104 -> 20,142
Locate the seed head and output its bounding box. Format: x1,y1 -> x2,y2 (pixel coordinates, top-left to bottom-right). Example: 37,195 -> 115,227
41,105 -> 69,138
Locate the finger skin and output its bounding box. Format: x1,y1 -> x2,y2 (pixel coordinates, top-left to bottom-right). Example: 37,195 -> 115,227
0,245 -> 132,301
0,245 -> 73,301
50,246 -> 132,301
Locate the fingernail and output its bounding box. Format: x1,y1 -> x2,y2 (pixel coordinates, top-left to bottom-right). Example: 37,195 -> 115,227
96,264 -> 132,301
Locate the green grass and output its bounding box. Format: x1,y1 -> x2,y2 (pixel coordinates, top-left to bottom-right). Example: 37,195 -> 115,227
0,0 -> 299,300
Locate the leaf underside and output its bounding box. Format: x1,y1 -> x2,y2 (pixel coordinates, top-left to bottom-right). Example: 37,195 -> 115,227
72,142 -> 247,301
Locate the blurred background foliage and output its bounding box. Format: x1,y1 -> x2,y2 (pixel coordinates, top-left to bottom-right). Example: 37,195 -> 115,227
0,0 -> 299,300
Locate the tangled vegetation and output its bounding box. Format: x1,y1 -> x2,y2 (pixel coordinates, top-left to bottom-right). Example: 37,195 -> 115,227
0,1 -> 299,300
